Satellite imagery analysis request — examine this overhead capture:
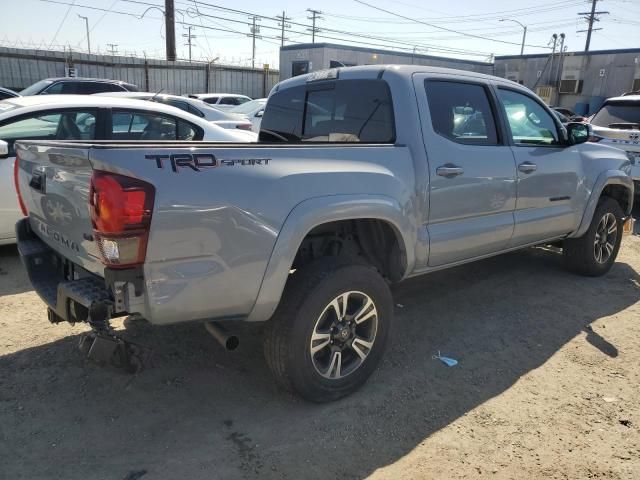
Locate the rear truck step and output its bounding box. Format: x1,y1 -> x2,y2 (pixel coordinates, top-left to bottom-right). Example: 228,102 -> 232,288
16,218 -> 150,372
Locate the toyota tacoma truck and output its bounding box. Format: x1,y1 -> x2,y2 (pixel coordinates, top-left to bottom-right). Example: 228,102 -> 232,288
14,65 -> 634,402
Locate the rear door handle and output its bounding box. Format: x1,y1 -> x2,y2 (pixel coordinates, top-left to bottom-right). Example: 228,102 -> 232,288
436,165 -> 464,178
518,162 -> 537,174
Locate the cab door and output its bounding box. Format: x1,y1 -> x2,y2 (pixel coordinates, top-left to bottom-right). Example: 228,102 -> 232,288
495,88 -> 582,246
413,75 -> 518,267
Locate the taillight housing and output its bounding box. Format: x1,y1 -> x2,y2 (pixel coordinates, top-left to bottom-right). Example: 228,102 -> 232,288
587,135 -> 603,143
236,123 -> 253,131
13,153 -> 28,216
89,171 -> 155,269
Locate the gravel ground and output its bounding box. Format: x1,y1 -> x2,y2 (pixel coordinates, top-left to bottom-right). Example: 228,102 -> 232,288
1,224 -> 639,479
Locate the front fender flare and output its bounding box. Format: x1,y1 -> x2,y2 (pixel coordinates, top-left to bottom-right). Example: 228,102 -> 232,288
246,194 -> 416,322
570,170 -> 633,238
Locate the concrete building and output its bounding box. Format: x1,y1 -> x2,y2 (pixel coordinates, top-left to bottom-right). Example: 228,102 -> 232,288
279,43 -> 494,80
494,48 -> 640,115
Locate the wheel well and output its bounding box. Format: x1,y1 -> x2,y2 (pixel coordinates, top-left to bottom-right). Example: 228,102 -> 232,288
292,219 -> 406,282
601,184 -> 631,214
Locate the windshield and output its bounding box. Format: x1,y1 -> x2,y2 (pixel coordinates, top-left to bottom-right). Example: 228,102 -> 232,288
591,101 -> 640,128
19,80 -> 54,96
229,99 -> 266,114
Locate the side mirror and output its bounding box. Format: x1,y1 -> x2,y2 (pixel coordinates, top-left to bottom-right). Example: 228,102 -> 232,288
566,122 -> 591,145
255,110 -> 264,118
0,139 -> 9,158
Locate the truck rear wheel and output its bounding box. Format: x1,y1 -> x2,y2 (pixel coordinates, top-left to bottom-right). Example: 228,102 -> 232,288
563,197 -> 623,276
263,258 -> 393,402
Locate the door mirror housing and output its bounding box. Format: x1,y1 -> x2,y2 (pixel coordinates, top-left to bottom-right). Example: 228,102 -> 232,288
566,122 -> 591,145
0,139 -> 8,158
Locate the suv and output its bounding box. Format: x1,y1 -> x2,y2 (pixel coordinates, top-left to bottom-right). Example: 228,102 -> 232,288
14,66 -> 634,402
20,78 -> 138,96
589,95 -> 640,191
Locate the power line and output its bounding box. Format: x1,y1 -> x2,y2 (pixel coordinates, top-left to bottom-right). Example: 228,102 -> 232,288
49,0 -> 77,48
353,0 -> 553,49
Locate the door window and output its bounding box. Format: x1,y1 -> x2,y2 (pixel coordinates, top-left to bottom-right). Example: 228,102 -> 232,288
497,89 -> 560,145
219,97 -> 239,105
425,80 -> 499,145
111,111 -> 201,140
0,110 -> 97,155
203,97 -> 219,104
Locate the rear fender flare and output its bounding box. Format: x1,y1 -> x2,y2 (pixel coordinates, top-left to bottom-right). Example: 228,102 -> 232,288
246,194 -> 415,322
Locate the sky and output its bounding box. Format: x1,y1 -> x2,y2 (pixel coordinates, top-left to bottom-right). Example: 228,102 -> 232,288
1,0 -> 639,69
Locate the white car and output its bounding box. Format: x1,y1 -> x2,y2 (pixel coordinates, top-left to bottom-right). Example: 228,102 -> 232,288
589,95 -> 640,190
0,95 -> 256,245
96,92 -> 254,131
188,93 -> 252,110
228,98 -> 267,132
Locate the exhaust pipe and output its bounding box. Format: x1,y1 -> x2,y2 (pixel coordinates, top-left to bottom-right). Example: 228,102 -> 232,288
204,322 -> 239,351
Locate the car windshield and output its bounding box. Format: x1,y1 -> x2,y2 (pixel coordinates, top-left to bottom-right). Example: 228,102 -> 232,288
19,80 -> 53,96
591,101 -> 640,128
229,99 -> 266,114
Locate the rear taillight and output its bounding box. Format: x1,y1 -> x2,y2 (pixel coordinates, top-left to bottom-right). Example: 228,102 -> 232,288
588,136 -> 603,143
13,153 -> 28,216
236,123 -> 253,131
89,171 -> 155,269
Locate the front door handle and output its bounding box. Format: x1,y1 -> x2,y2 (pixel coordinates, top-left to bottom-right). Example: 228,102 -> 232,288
436,165 -> 464,178
518,162 -> 537,174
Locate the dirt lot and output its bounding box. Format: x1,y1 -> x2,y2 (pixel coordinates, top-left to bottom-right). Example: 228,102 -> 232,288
1,228 -> 639,480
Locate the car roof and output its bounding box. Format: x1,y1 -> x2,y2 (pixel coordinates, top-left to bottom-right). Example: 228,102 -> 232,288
192,93 -> 250,97
41,77 -> 133,85
604,95 -> 640,103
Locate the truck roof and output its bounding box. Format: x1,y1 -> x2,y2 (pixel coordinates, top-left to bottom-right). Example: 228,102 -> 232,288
276,64 -> 520,91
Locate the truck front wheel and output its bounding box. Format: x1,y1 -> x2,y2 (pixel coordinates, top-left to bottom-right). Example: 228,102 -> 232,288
263,258 -> 393,402
563,196 -> 624,276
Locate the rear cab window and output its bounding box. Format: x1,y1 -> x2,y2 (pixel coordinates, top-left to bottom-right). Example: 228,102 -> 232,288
259,79 -> 395,143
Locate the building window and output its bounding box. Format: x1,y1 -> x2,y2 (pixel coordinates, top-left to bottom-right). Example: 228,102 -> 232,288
292,61 -> 310,77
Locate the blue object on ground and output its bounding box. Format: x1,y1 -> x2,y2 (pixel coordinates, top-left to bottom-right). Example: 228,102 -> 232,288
432,351 -> 458,367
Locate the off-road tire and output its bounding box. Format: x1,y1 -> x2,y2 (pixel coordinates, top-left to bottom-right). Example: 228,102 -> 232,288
263,257 -> 393,402
563,196 -> 624,276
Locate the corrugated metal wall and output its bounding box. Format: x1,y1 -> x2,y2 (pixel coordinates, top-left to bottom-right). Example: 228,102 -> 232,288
0,47 -> 280,98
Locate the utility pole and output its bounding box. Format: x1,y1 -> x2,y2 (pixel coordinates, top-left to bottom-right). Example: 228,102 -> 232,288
107,43 -> 119,56
307,9 -> 323,43
578,0 -> 609,52
165,0 -> 176,61
555,33 -> 566,86
248,16 -> 261,68
77,14 -> 90,54
548,34 -> 558,86
277,11 -> 291,47
182,26 -> 196,62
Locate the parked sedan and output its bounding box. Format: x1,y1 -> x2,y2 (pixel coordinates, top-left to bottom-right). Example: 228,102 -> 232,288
0,87 -> 20,100
227,98 -> 267,132
0,95 -> 255,245
96,92 -> 253,131
20,77 -> 138,95
188,93 -> 252,109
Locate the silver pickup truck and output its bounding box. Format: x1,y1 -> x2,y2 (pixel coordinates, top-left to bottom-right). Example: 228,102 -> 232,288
15,65 -> 634,402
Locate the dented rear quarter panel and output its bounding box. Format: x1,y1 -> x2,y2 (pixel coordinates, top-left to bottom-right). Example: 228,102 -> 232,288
87,144 -> 416,324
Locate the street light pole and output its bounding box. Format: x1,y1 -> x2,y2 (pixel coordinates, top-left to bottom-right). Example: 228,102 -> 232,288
500,18 -> 527,56
77,14 -> 90,54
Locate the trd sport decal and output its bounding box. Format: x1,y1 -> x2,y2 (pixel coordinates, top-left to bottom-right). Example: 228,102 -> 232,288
145,153 -> 270,172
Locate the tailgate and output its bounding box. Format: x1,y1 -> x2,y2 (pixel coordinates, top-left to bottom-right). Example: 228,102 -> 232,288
15,141 -> 103,275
